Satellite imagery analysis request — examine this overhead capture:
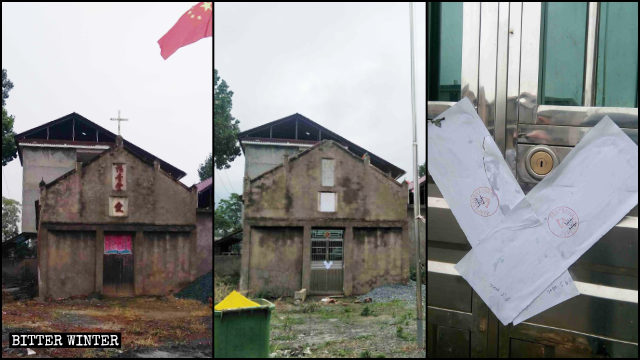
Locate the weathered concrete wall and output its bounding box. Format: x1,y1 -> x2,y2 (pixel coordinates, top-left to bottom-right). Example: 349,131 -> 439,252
245,141 -> 407,222
248,227 -> 303,296
196,210 -> 213,277
22,147 -> 77,232
45,231 -> 96,299
408,205 -> 426,268
351,228 -> 406,295
141,232 -> 194,295
244,143 -> 309,179
214,255 -> 240,277
40,145 -> 196,225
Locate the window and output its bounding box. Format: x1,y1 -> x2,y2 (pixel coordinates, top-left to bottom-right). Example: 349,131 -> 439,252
595,2 -> 638,107
539,2 -> 588,106
318,192 -> 336,212
322,159 -> 335,186
428,2 -> 463,101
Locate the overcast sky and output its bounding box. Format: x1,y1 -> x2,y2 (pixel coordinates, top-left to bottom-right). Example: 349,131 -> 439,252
2,3 -> 212,215
214,2 -> 426,205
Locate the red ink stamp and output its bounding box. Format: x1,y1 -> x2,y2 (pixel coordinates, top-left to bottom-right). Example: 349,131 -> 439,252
548,206 -> 579,238
470,187 -> 499,217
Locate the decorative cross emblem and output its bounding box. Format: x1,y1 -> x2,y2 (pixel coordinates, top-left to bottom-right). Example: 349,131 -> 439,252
110,110 -> 128,136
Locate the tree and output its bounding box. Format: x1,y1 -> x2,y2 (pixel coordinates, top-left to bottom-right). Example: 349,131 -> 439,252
198,152 -> 213,181
214,69 -> 241,169
2,196 -> 21,242
214,193 -> 242,237
419,162 -> 426,177
2,69 -> 17,166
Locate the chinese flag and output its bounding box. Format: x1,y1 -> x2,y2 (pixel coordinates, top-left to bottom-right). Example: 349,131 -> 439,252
158,2 -> 212,60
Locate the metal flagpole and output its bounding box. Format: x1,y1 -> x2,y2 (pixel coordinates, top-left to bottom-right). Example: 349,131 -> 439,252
409,2 -> 424,348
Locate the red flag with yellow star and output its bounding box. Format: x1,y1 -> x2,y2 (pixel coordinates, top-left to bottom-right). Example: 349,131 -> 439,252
158,2 -> 212,60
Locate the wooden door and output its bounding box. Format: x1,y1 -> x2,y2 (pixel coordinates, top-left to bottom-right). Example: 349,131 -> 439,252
103,234 -> 134,297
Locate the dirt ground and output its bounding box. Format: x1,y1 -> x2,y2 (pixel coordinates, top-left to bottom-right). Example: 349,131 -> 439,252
2,296 -> 212,358
266,296 -> 426,358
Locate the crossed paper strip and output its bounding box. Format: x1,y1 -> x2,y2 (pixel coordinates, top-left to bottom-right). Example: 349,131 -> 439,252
427,98 -> 638,325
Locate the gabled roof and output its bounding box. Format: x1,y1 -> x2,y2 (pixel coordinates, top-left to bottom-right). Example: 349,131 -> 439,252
14,112 -> 186,180
43,136 -> 194,193
238,113 -> 405,179
250,140 -> 404,188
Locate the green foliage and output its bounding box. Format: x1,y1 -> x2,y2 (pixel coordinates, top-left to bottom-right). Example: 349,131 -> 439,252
214,192 -> 243,237
2,69 -> 17,166
214,69 -> 241,169
197,152 -> 212,181
2,69 -> 13,107
2,196 -> 21,242
301,303 -> 318,313
418,161 -> 426,177
360,305 -> 372,317
395,325 -> 415,341
409,264 -> 426,285
359,350 -> 372,358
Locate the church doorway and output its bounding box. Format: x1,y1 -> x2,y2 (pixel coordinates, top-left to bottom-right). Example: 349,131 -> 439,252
103,233 -> 134,297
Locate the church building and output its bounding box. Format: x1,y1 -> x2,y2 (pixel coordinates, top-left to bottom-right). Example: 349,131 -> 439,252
14,112 -> 199,298
238,114 -> 410,297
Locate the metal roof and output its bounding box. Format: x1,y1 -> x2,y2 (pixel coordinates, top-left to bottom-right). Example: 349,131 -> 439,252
238,113 -> 406,179
195,177 -> 212,193
14,112 -> 186,180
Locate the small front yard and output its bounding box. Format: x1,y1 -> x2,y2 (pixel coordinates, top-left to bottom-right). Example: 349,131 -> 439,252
268,296 -> 426,358
2,295 -> 212,358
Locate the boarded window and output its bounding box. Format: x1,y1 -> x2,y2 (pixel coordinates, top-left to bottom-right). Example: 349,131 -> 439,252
318,192 -> 336,212
322,159 -> 334,186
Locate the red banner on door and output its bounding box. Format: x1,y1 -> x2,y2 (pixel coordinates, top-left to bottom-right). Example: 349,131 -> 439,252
104,235 -> 132,254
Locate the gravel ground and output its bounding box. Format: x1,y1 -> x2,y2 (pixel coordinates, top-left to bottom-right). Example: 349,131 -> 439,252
357,280 -> 426,304
176,270 -> 212,304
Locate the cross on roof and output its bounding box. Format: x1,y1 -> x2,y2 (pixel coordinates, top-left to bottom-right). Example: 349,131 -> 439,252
110,110 -> 128,136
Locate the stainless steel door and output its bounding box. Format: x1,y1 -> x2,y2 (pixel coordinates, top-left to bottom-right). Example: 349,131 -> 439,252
428,2 -> 638,357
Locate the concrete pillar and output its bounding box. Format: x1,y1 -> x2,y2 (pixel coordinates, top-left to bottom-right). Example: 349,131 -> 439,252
343,226 -> 354,296
301,224 -> 311,291
134,231 -> 144,295
95,228 -> 104,294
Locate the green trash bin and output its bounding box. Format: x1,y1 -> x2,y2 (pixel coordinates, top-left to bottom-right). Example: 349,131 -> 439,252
214,298 -> 275,358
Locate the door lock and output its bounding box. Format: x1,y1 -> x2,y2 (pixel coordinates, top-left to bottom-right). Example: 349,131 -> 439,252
525,146 -> 558,180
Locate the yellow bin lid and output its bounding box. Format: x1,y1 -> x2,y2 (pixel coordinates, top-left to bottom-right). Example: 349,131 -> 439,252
214,290 -> 261,311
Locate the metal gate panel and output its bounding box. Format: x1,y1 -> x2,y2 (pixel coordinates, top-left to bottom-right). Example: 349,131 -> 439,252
310,229 -> 344,294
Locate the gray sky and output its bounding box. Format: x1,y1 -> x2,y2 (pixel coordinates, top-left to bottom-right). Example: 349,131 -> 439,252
2,3 -> 212,213
214,2 -> 426,205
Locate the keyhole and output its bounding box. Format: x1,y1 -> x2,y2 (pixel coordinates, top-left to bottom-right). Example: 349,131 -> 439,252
540,160 -> 543,167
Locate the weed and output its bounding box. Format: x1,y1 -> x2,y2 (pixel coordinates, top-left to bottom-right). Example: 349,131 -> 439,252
301,303 -> 318,313
332,348 -> 352,357
273,333 -> 296,341
360,305 -> 372,317
360,350 -> 372,358
395,325 -> 415,341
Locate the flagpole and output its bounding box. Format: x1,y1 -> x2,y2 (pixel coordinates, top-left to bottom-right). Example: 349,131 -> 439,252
409,2 -> 424,348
